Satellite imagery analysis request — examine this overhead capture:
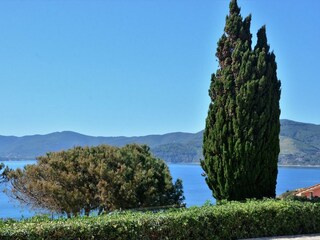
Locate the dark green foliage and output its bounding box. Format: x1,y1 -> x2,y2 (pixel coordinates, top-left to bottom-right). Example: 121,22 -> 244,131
202,0 -> 281,201
0,163 -> 9,183
152,142 -> 202,163
0,163 -> 4,183
5,144 -> 184,217
1,200 -> 320,239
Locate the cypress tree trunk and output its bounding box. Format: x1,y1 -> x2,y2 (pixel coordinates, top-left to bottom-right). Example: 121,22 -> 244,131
201,0 -> 281,201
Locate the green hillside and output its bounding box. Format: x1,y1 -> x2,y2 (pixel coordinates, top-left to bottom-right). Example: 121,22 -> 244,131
0,131 -> 202,161
0,119 -> 320,166
279,120 -> 320,165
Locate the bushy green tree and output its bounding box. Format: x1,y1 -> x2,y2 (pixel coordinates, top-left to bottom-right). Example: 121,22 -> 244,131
201,0 -> 281,201
97,144 -> 184,212
6,144 -> 184,217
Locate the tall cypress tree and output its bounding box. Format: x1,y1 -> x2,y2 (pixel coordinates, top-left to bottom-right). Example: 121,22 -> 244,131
201,0 -> 281,201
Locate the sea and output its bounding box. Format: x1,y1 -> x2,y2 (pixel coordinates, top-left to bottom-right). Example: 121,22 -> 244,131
1,160 -> 320,219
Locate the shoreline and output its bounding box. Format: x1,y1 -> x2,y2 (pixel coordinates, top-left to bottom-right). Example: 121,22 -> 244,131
2,160 -> 320,168
278,164 -> 320,168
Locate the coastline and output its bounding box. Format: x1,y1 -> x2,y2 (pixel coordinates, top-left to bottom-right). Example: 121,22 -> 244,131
169,163 -> 320,168
2,160 -> 320,168
278,164 -> 320,168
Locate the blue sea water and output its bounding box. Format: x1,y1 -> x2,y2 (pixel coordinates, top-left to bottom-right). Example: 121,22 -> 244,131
0,160 -> 41,219
1,160 -> 320,219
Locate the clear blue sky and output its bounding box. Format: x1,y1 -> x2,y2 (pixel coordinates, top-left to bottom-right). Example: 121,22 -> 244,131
0,0 -> 319,137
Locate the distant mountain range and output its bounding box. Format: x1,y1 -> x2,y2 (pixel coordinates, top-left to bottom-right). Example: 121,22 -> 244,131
0,119 -> 320,166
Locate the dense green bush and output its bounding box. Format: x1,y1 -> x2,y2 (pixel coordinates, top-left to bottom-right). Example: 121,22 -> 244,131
1,199 -> 320,240
5,144 -> 184,217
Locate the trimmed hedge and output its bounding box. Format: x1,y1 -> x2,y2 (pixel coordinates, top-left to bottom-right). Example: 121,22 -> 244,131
1,199 -> 320,239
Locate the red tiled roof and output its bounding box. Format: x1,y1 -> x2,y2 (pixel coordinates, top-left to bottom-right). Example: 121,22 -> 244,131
295,183 -> 320,195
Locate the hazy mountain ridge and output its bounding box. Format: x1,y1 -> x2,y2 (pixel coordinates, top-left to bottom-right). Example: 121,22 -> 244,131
0,131 -> 202,162
1,119 -> 320,166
